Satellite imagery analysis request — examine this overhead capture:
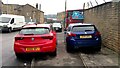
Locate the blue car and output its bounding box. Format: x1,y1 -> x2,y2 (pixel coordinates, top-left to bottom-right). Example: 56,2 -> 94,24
64,23 -> 101,52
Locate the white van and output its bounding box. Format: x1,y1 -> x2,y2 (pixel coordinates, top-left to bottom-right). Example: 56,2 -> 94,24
0,14 -> 25,32
53,23 -> 62,32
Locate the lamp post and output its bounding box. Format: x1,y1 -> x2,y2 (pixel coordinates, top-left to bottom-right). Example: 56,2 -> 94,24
64,0 -> 67,29
64,0 -> 67,43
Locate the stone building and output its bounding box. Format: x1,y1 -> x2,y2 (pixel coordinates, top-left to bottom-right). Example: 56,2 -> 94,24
0,0 -> 2,14
57,11 -> 65,22
14,4 -> 44,23
1,3 -> 44,23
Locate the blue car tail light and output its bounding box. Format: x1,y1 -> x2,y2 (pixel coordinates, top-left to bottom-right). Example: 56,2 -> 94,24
94,31 -> 101,36
67,33 -> 76,37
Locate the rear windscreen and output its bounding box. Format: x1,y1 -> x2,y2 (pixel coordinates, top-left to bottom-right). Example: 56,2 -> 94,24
20,28 -> 49,35
72,25 -> 95,32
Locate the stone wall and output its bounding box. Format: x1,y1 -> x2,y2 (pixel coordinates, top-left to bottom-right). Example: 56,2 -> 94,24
84,2 -> 119,52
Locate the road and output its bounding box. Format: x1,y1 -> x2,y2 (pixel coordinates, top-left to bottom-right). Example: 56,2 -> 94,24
0,31 -> 86,68
1,31 -> 32,67
0,31 -> 118,68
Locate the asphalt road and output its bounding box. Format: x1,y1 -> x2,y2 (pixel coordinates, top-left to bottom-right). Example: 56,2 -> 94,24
1,31 -> 32,67
0,31 -> 85,68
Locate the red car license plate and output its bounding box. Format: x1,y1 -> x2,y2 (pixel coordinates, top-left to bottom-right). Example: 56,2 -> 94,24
26,47 -> 40,51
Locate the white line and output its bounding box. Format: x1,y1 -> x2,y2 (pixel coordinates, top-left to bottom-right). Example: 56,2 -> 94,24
31,58 -> 35,68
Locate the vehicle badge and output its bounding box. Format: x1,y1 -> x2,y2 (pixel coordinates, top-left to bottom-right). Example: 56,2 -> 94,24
31,38 -> 34,41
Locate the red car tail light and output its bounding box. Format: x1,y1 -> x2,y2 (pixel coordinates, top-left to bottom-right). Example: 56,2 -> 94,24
94,32 -> 101,36
67,33 -> 76,37
15,37 -> 24,41
41,36 -> 53,40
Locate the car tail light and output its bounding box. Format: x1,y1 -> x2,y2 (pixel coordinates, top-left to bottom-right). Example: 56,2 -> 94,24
67,33 -> 76,37
15,37 -> 24,41
94,32 -> 101,36
41,36 -> 53,40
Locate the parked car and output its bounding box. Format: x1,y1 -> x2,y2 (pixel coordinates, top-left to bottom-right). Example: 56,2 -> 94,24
0,14 -> 25,32
14,24 -> 57,58
53,23 -> 62,32
64,23 -> 101,52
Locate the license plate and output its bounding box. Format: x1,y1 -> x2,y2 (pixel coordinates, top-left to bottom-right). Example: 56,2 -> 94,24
80,35 -> 92,38
26,47 -> 40,51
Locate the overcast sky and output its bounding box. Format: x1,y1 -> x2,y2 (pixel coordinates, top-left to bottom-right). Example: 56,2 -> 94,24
2,0 -> 112,15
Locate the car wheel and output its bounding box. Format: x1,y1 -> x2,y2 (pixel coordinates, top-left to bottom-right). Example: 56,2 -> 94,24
66,44 -> 72,53
8,28 -> 12,33
60,29 -> 62,32
93,46 -> 101,52
96,47 -> 101,52
15,53 -> 22,59
50,49 -> 57,57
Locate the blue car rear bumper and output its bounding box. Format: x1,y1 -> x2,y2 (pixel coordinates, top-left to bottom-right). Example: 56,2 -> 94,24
66,39 -> 101,49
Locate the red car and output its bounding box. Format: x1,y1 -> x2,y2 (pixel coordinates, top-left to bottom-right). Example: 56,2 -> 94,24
14,24 -> 57,58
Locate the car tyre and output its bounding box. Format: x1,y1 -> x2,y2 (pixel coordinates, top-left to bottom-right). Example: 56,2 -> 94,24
96,47 -> 101,52
8,28 -> 12,33
66,44 -> 72,53
15,53 -> 22,59
50,49 -> 57,57
60,29 -> 62,32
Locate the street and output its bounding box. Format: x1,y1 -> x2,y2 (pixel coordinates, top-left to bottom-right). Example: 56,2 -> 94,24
1,31 -> 32,67
1,31 -> 85,67
0,0 -> 119,68
0,31 -> 118,68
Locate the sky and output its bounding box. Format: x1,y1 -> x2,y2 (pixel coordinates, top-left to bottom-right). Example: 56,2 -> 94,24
2,0 -> 112,15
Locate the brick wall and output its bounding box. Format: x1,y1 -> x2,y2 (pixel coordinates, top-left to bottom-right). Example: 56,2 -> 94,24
84,2 -> 119,52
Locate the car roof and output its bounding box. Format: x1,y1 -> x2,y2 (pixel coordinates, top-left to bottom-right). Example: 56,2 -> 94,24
23,24 -> 51,28
68,23 -> 93,27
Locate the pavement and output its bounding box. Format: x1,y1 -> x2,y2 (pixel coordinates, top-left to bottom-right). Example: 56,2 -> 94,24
80,46 -> 119,67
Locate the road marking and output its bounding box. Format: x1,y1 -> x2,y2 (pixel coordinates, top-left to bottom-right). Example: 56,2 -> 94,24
31,58 -> 35,68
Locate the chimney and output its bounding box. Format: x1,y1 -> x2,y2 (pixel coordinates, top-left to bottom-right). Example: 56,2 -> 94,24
36,3 -> 38,9
39,4 -> 41,11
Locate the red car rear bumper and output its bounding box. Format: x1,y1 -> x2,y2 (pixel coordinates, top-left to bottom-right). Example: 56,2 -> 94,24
14,41 -> 56,53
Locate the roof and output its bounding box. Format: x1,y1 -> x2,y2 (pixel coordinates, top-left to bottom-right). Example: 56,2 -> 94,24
23,24 -> 51,28
0,14 -> 24,18
68,23 -> 93,27
19,4 -> 44,13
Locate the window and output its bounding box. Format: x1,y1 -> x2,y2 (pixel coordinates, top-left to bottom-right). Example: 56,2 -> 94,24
20,27 -> 50,35
0,17 -> 11,23
72,25 -> 95,32
10,18 -> 14,24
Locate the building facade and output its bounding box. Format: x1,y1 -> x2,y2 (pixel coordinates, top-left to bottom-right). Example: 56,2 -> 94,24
57,11 -> 65,22
1,3 -> 44,23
